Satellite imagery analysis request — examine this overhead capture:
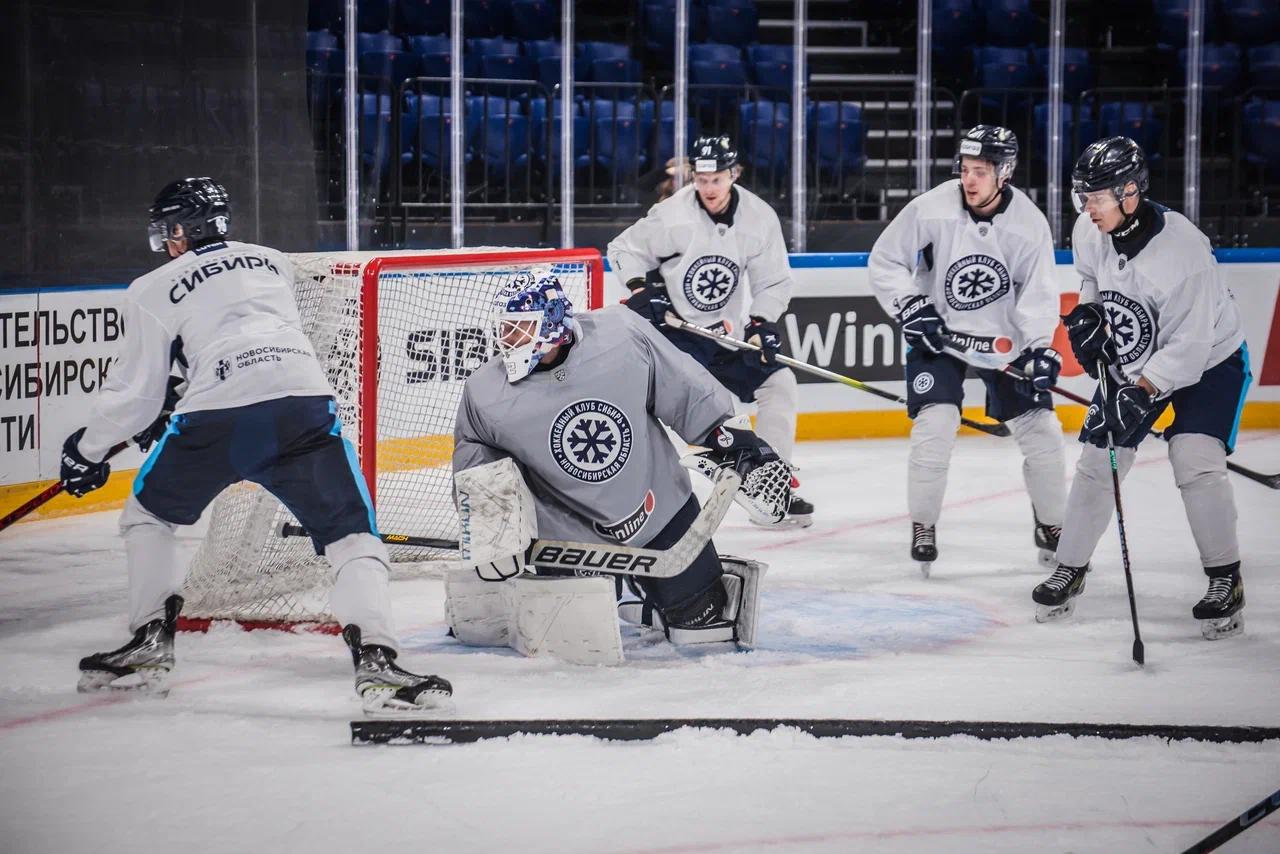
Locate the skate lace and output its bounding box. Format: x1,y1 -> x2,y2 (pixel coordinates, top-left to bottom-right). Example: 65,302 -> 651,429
1204,576 -> 1234,604
912,525 -> 935,548
1043,566 -> 1078,592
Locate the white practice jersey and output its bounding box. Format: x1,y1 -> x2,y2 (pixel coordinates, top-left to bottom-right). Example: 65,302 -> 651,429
77,240 -> 333,460
607,184 -> 793,332
1071,205 -> 1245,395
868,180 -> 1059,351
454,306 -> 735,546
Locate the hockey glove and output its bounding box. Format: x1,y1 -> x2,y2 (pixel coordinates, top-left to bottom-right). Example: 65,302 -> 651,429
702,422 -> 781,479
1064,302 -> 1117,379
896,295 -> 948,355
745,316 -> 783,365
60,427 -> 111,497
132,375 -> 185,453
1010,347 -> 1062,397
623,279 -> 673,328
1085,383 -> 1152,448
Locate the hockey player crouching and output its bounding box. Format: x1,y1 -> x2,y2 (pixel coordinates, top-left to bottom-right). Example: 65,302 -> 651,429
62,178 -> 451,714
446,274 -> 790,664
1033,137 -> 1249,639
607,135 -> 813,528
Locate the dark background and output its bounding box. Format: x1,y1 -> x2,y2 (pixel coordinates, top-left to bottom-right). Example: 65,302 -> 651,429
0,0 -> 318,288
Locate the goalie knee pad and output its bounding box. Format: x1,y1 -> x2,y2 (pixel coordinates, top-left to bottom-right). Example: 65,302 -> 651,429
455,457 -> 537,580
507,574 -> 623,666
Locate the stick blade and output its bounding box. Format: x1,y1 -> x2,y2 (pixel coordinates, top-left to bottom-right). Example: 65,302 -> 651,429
1133,639 -> 1145,667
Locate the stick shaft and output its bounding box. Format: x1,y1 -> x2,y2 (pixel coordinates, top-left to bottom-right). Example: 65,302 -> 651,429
1181,787 -> 1280,853
0,441 -> 130,533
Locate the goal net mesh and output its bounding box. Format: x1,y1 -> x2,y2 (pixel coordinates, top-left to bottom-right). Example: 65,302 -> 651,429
180,248 -> 599,629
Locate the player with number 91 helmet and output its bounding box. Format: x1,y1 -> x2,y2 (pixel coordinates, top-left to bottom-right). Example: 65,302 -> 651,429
492,272 -> 575,383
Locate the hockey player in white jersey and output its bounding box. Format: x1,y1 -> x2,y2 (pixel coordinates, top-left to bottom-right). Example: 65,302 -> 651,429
607,135 -> 812,527
1033,137 -> 1249,639
869,126 -> 1066,574
60,178 -> 451,713
448,274 -> 788,661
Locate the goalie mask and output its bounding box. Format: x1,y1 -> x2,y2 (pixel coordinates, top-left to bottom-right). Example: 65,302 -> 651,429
492,272 -> 574,383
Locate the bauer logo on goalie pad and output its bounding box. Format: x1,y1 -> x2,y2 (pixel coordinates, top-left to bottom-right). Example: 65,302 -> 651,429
530,544 -> 659,575
1099,291 -> 1154,366
592,489 -> 655,543
943,254 -> 1011,311
549,399 -> 634,482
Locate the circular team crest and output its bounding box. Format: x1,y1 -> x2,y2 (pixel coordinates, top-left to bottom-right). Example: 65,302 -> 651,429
913,372 -> 935,394
944,254 -> 1012,311
683,255 -> 741,312
549,399 -> 634,482
1101,291 -> 1154,365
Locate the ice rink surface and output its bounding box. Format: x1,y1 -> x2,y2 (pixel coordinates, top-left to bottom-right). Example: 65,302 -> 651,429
2,431 -> 1279,853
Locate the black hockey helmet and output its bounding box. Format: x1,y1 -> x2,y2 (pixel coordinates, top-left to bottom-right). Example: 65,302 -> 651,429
952,125 -> 1019,181
690,135 -> 739,174
1070,136 -> 1148,212
148,177 -> 231,252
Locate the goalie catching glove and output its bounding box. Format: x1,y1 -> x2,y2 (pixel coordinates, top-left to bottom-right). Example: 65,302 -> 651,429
683,417 -> 793,526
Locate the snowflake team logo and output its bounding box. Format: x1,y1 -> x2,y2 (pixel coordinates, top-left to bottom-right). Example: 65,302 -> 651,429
1100,291 -> 1154,365
912,372 -> 935,394
943,254 -> 1011,311
682,255 -> 741,312
548,398 -> 634,482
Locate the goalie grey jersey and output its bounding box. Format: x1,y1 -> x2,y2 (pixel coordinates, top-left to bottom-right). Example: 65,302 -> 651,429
453,305 -> 735,546
868,181 -> 1059,351
1071,204 -> 1244,394
607,184 -> 793,332
77,241 -> 333,460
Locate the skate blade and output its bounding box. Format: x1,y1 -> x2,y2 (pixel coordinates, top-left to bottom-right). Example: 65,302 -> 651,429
751,513 -> 813,530
919,561 -> 932,579
1037,549 -> 1056,569
1200,612 -> 1244,640
1034,599 -> 1077,623
77,667 -> 171,697
360,685 -> 455,717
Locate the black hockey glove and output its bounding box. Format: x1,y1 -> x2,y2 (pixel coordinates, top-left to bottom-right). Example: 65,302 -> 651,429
132,375 -> 185,453
702,422 -> 781,478
896,295 -> 948,355
1085,383 -> 1153,448
1064,302 -> 1117,379
60,427 -> 111,497
623,279 -> 673,328
744,316 -> 783,365
1010,347 -> 1062,397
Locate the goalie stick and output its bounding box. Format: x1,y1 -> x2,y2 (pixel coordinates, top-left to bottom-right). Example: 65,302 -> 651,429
942,337 -> 1280,490
280,466 -> 741,579
1180,785 -> 1280,853
663,313 -> 1012,438
0,441 -> 131,534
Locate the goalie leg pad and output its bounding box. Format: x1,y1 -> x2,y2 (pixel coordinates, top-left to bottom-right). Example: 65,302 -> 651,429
507,574 -> 624,666
455,457 -> 538,571
444,568 -> 511,646
721,556 -> 766,649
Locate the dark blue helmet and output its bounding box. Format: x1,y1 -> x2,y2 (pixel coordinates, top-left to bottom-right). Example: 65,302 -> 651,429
1071,136 -> 1148,199
953,125 -> 1019,180
690,135 -> 739,174
148,177 -> 230,252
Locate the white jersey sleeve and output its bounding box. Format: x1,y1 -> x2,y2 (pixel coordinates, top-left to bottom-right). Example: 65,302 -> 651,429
1072,214 -> 1102,304
1140,262 -> 1220,394
607,204 -> 685,287
1008,214 -> 1059,351
868,195 -> 925,316
741,196 -> 792,322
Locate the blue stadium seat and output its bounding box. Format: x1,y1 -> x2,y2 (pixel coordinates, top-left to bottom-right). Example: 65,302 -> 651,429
510,0 -> 556,40
809,100 -> 861,127
747,44 -> 791,65
524,39 -> 562,60
594,116 -> 646,175
974,45 -> 1029,68
1222,0 -> 1280,46
753,61 -> 794,92
1154,0 -> 1221,49
691,59 -> 747,113
690,42 -> 741,65
463,0 -> 510,38
654,115 -> 703,163
1032,103 -> 1097,171
417,52 -> 453,77
547,115 -> 593,171
478,115 -> 531,175
1099,102 -> 1162,157
581,98 -> 638,120
741,116 -> 790,179
978,61 -> 1035,109
359,0 -> 393,33
591,58 -> 642,84
1177,43 -> 1242,91
933,0 -> 980,58
360,94 -> 392,176
741,100 -> 790,124
1248,43 -> 1280,88
409,34 -> 450,55
706,0 -> 758,47
308,30 -> 340,51
467,95 -> 522,119
1032,47 -> 1093,98
479,54 -> 535,81
469,37 -> 521,57
1242,99 -> 1280,175
358,48 -> 418,93
984,0 -> 1037,47
357,32 -> 402,54
403,112 -> 474,171
578,41 -> 631,64
815,111 -> 865,176
397,0 -> 451,36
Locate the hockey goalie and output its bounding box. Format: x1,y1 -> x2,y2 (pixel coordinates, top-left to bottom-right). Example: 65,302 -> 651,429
446,272 -> 793,664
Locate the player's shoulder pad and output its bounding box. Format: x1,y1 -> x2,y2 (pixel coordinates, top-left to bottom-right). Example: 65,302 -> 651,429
1143,209 -> 1216,277
912,179 -> 966,220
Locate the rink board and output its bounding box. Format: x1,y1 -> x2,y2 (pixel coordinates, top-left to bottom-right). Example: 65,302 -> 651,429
2,250 -> 1278,519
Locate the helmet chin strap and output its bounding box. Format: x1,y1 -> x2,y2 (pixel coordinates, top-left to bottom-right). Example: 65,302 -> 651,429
969,175 -> 1006,212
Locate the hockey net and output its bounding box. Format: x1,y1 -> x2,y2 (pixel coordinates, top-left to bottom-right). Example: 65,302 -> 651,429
179,248 -> 604,632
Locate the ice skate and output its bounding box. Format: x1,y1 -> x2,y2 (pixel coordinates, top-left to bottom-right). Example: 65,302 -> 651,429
1032,564 -> 1088,622
911,522 -> 937,578
1034,517 -> 1060,569
343,625 -> 453,717
1193,567 -> 1245,640
78,595 -> 182,696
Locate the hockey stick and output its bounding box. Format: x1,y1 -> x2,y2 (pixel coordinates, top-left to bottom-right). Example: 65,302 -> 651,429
944,337 -> 1280,489
664,313 -> 1012,438
280,466 -> 741,579
0,441 -> 131,534
1097,358 -> 1145,666
1181,786 -> 1280,853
